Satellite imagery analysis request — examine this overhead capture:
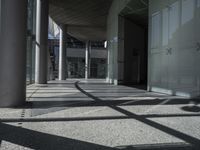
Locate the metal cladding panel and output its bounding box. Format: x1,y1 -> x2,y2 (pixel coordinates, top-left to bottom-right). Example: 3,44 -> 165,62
149,0 -> 200,97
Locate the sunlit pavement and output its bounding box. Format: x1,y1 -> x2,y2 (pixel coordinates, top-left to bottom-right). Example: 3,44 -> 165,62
0,79 -> 200,150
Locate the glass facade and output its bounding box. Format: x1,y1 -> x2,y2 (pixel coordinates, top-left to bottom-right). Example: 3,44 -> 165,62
90,58 -> 107,79
26,0 -> 36,84
0,0 -> 107,82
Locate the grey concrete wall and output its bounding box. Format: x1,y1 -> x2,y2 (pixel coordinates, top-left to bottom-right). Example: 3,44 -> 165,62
107,1 -> 147,85
106,0 -> 130,84
148,0 -> 200,97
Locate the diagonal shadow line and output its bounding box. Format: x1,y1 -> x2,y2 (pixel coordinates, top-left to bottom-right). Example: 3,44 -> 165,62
116,142 -> 194,150
109,105 -> 200,148
23,99 -> 200,109
0,121 -> 195,150
1,113 -> 200,123
26,91 -> 146,94
144,113 -> 200,118
0,122 -> 115,150
0,116 -> 130,123
75,81 -> 200,149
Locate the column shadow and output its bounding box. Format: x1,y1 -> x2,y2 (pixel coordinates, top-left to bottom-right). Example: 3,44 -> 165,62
75,81 -> 200,149
0,122 -> 115,150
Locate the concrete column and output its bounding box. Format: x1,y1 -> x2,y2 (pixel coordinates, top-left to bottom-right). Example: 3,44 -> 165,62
0,0 -> 27,107
59,25 -> 67,80
85,41 -> 91,79
35,0 -> 49,84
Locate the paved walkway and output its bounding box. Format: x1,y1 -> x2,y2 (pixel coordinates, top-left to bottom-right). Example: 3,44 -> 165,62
0,79 -> 200,150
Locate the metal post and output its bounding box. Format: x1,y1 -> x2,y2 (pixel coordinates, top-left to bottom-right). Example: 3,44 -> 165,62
85,41 -> 90,79
58,25 -> 67,80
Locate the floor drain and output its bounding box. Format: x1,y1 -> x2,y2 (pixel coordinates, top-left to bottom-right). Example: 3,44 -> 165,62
18,109 -> 25,126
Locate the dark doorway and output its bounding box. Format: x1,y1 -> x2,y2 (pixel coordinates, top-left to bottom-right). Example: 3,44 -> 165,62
124,18 -> 148,90
119,1 -> 148,90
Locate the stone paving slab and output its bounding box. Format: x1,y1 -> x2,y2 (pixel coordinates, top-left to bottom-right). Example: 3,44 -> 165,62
0,79 -> 200,149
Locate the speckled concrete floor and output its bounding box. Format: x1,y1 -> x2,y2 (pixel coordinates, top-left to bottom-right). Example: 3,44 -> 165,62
0,79 -> 200,150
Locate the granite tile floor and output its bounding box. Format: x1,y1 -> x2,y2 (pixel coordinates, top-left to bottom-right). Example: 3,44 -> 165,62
0,79 -> 200,150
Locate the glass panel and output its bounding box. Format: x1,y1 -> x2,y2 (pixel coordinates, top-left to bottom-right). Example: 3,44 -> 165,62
197,0 -> 200,8
162,8 -> 169,46
169,1 -> 180,40
181,0 -> 195,25
151,12 -> 161,49
26,0 -> 36,85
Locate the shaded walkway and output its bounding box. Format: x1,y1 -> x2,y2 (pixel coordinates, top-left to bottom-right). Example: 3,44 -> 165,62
0,79 -> 200,149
